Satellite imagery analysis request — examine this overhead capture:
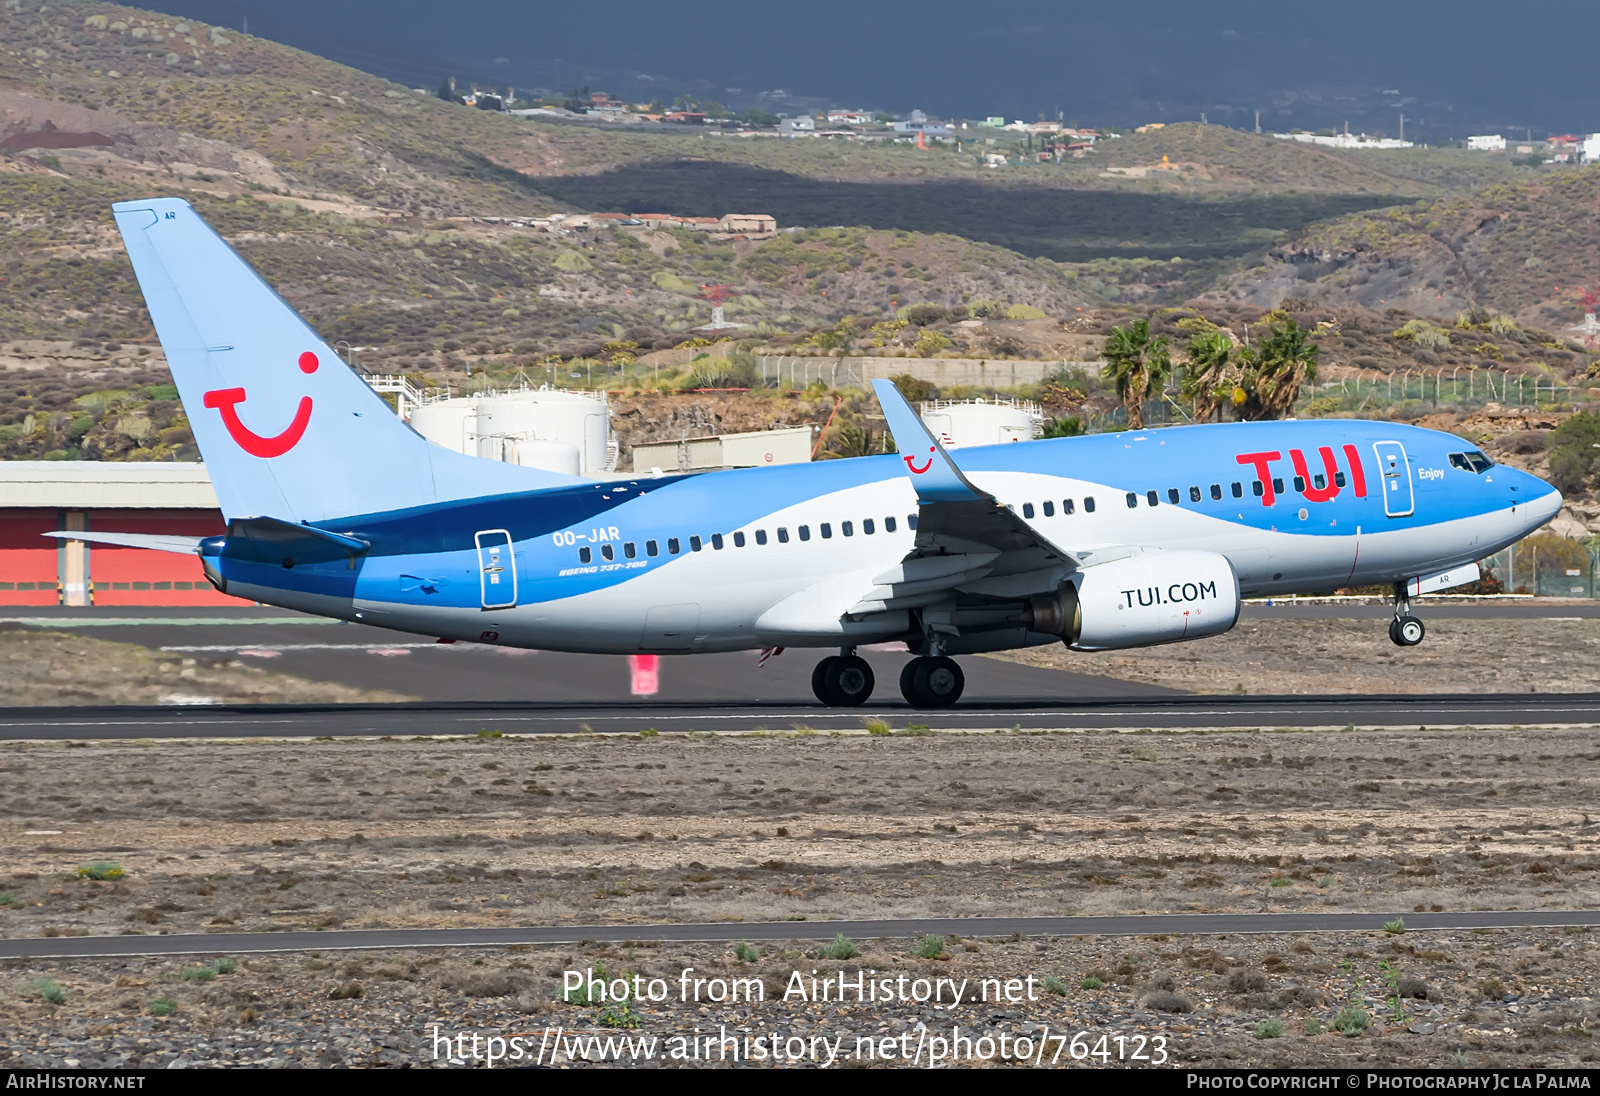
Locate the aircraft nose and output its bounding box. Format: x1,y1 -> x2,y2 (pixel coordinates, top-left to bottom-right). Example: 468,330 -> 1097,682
1521,474 -> 1562,531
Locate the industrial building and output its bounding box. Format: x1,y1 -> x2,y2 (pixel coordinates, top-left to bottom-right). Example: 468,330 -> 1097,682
0,462 -> 228,607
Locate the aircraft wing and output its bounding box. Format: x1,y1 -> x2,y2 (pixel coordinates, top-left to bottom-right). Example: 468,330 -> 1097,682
41,530 -> 202,554
861,379 -> 1083,614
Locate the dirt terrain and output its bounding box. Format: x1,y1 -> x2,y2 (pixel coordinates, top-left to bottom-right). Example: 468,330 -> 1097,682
0,626 -> 409,705
3,728 -> 1600,1067
993,615 -> 1600,695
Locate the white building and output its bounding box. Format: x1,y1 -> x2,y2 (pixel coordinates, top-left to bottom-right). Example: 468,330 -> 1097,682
779,116 -> 816,135
1274,132 -> 1414,150
1582,135 -> 1600,163
1467,135 -> 1507,151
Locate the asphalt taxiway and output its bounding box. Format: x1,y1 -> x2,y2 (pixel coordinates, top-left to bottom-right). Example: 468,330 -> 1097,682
4,909 -> 1598,960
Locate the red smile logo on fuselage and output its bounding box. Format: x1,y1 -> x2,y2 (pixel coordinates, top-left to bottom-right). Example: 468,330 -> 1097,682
203,351 -> 319,458
904,445 -> 936,475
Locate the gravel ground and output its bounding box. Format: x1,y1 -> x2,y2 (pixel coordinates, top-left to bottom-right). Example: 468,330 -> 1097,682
0,627 -> 410,705
3,931 -> 1597,1068
993,617 -> 1600,694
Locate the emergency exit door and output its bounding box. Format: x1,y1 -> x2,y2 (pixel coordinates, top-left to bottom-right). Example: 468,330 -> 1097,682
1373,441 -> 1414,518
474,529 -> 517,609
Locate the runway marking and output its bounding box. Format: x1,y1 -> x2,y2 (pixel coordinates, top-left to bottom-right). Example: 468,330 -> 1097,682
4,909 -> 1599,959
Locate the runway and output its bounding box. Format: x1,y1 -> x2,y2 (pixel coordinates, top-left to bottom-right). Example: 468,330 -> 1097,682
5,909 -> 1598,960
2,690 -> 1599,739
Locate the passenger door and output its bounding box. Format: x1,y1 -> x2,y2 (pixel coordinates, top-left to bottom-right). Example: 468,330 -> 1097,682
474,529 -> 517,609
1373,441 -> 1414,518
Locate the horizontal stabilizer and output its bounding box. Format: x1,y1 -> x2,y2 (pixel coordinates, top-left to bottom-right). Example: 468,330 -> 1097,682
41,530 -> 201,555
222,517 -> 369,568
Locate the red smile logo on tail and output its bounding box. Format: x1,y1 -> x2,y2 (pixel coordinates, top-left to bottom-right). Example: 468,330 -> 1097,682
203,351 -> 318,457
904,445 -> 936,475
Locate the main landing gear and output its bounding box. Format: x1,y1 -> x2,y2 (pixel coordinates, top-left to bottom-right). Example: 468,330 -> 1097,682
1389,581 -> 1426,647
809,651 -> 968,708
812,652 -> 875,706
899,656 -> 965,709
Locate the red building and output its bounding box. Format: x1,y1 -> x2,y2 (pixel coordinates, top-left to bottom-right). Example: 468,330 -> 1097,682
0,462 -> 237,607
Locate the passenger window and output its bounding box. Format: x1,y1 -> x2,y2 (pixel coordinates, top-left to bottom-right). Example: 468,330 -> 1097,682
1272,477 -> 1284,495
1231,482 -> 1243,498
601,544 -> 614,561
1168,488 -> 1180,505
624,542 -> 636,559
668,538 -> 680,554
1022,503 -> 1035,518
777,527 -> 789,543
755,529 -> 767,545
689,536 -> 702,552
711,533 -> 724,550
1334,472 -> 1347,488
884,516 -> 897,532
799,525 -> 811,541
733,531 -> 747,547
1252,481 -> 1264,497
1126,492 -> 1138,508
579,547 -> 592,563
821,523 -> 833,539
1146,490 -> 1159,506
1313,474 -> 1326,490
863,518 -> 875,534
1293,476 -> 1306,493
646,540 -> 658,557
1083,497 -> 1095,513
1043,501 -> 1055,517
1063,499 -> 1075,514
842,521 -> 854,536
1210,483 -> 1222,500
907,514 -> 918,529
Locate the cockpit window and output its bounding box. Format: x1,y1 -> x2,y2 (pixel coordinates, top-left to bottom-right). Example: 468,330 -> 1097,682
1448,451 -> 1494,474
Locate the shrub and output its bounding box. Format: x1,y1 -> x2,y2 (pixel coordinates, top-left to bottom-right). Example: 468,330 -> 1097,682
889,373 -> 939,402
597,1004 -> 641,1029
0,891 -> 16,906
1449,1050 -> 1469,1067
915,935 -> 946,959
1253,1018 -> 1285,1039
1304,1019 -> 1326,1035
1546,411 -> 1600,492
1040,416 -> 1085,438
33,977 -> 66,1004
149,996 -> 176,1016
1332,1004 -> 1370,1034
77,861 -> 125,881
820,934 -> 859,960
1079,976 -> 1104,990
179,964 -> 216,982
865,719 -> 892,736
1006,304 -> 1048,320
1041,975 -> 1068,995
1384,918 -> 1406,935
214,957 -> 238,975
733,940 -> 759,963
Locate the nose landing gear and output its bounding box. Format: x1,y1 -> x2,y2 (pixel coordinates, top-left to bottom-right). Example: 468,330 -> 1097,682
1389,581 -> 1426,647
811,651 -> 875,706
899,656 -> 965,708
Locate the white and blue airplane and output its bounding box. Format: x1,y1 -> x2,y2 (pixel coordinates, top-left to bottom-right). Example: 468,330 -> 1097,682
54,198 -> 1563,708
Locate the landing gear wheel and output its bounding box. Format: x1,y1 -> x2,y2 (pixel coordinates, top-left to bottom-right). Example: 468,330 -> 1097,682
814,655 -> 874,706
811,656 -> 837,704
901,656 -> 965,709
1391,615 -> 1425,647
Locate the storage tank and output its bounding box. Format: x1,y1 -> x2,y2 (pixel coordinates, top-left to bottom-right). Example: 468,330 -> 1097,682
408,397 -> 478,455
512,440 -> 581,476
918,397 -> 1042,449
473,389 -> 610,475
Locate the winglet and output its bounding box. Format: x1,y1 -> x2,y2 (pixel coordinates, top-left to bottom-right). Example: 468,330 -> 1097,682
871,379 -> 991,504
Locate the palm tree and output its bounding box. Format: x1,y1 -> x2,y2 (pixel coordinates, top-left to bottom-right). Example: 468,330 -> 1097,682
1100,319 -> 1171,429
1180,330 -> 1235,421
1248,319 -> 1319,420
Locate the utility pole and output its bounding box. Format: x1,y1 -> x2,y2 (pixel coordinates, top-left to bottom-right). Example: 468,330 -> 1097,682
1399,113 -> 1405,141
1254,110 -> 1260,134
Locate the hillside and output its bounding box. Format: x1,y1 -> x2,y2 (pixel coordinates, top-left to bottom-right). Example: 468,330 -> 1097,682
1226,167 -> 1600,330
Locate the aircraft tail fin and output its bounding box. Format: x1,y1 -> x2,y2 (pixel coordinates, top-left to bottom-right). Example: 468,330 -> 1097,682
112,198 -> 583,523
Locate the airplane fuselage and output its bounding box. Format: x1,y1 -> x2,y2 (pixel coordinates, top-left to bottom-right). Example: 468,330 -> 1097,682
207,418 -> 1559,655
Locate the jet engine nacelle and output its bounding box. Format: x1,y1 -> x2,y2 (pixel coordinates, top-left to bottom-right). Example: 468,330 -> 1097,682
1068,549 -> 1240,650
